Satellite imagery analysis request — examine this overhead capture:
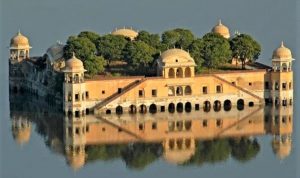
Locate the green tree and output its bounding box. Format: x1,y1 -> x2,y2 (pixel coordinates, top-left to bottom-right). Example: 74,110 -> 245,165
84,55 -> 106,77
123,41 -> 156,74
162,28 -> 195,49
199,33 -> 232,69
230,34 -> 261,69
96,34 -> 128,66
64,36 -> 96,60
78,31 -> 101,44
136,30 -> 161,49
189,38 -> 205,72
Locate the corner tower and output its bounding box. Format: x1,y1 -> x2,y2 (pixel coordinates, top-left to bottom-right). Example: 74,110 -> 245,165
62,53 -> 87,118
9,30 -> 32,64
270,42 -> 294,106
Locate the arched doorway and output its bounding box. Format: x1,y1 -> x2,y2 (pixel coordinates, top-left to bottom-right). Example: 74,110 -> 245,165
116,106 -> 123,115
213,100 -> 221,112
176,102 -> 184,113
185,102 -> 192,112
149,104 -> 157,114
176,86 -> 183,96
129,105 -> 137,114
223,100 -> 232,111
139,104 -> 147,114
237,99 -> 244,110
203,101 -> 211,112
176,68 -> 183,78
168,103 -> 175,113
169,68 -> 175,78
184,86 -> 192,95
185,67 -> 191,77
106,109 -> 111,114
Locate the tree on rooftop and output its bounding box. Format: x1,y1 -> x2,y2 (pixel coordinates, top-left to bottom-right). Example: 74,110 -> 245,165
189,38 -> 205,72
199,33 -> 232,70
78,31 -> 101,44
123,41 -> 156,74
96,34 -> 128,66
230,33 -> 261,69
162,28 -> 195,50
83,55 -> 106,77
64,36 -> 97,60
136,30 -> 161,49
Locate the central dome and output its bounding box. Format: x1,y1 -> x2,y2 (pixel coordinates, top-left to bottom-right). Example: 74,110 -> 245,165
159,48 -> 195,65
111,27 -> 138,40
272,42 -> 292,60
10,31 -> 31,49
211,20 -> 230,39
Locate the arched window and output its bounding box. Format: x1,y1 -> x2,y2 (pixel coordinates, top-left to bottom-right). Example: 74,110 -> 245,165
149,104 -> 157,114
223,100 -> 232,111
185,67 -> 191,77
116,106 -> 123,115
176,68 -> 183,78
169,68 -> 175,78
282,63 -> 288,72
168,103 -> 175,113
184,86 -> 192,95
168,86 -> 175,96
237,99 -> 244,110
129,105 -> 137,114
176,102 -> 183,112
139,104 -> 147,114
176,86 -> 183,96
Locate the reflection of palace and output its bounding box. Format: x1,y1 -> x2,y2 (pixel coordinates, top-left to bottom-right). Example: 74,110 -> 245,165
62,105 -> 293,170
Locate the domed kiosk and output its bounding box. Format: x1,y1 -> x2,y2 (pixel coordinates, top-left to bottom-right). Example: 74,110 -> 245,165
111,27 -> 138,41
156,48 -> 196,78
211,20 -> 230,39
9,30 -> 32,63
11,116 -> 31,145
272,135 -> 292,160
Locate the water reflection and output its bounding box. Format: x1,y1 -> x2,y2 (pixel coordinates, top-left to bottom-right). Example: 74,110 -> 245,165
9,94 -> 293,171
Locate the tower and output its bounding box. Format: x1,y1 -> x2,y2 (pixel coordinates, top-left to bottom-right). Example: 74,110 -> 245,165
62,53 -> 87,118
270,42 -> 294,106
9,30 -> 32,64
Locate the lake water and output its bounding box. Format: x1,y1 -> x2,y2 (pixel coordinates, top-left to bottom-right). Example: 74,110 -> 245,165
0,0 -> 299,178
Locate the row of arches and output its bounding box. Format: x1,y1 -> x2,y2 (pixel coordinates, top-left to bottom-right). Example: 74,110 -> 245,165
168,86 -> 192,96
168,67 -> 192,78
108,99 -> 252,115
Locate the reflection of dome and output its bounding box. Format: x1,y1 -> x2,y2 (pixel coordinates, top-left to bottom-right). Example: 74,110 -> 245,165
272,42 -> 292,60
272,137 -> 292,160
163,149 -> 195,164
211,20 -> 230,39
63,53 -> 86,72
159,48 -> 196,65
11,118 -> 31,145
46,42 -> 64,62
10,31 -> 32,49
111,27 -> 138,40
67,153 -> 85,171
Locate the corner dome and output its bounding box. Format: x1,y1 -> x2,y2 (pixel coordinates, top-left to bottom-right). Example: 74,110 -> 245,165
272,139 -> 291,160
272,42 -> 292,60
64,53 -> 86,72
159,48 -> 195,65
12,127 -> 31,145
211,20 -> 230,39
10,31 -> 31,49
163,149 -> 195,165
67,153 -> 85,171
111,27 -> 138,40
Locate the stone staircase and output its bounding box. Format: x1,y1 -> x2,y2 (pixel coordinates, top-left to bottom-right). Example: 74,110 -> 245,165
212,74 -> 264,103
93,78 -> 147,111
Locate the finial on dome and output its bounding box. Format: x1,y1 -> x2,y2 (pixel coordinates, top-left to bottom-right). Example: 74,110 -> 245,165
218,19 -> 222,25
17,29 -> 21,35
72,52 -> 76,58
281,41 -> 284,47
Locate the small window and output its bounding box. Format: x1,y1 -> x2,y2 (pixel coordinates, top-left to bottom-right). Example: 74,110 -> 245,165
216,119 -> 222,127
175,59 -> 178,62
202,120 -> 208,127
275,82 -> 279,90
139,90 -> 144,97
289,82 -> 292,89
118,88 -> 122,94
118,128 -> 122,132
68,93 -> 72,101
265,82 -> 269,89
102,127 -> 106,132
152,89 -> 157,97
86,125 -> 89,132
85,91 -> 89,99
282,83 -> 287,90
152,122 -> 157,130
75,128 -> 80,135
75,94 -> 79,101
216,85 -> 222,93
161,106 -> 165,112
202,86 -> 208,94
249,82 -> 252,86
195,104 -> 200,111
102,90 -> 105,94
75,111 -> 80,118
139,123 -> 144,131
232,82 -> 236,85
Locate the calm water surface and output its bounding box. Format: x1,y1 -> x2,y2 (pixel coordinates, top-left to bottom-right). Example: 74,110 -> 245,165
1,0 -> 299,178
